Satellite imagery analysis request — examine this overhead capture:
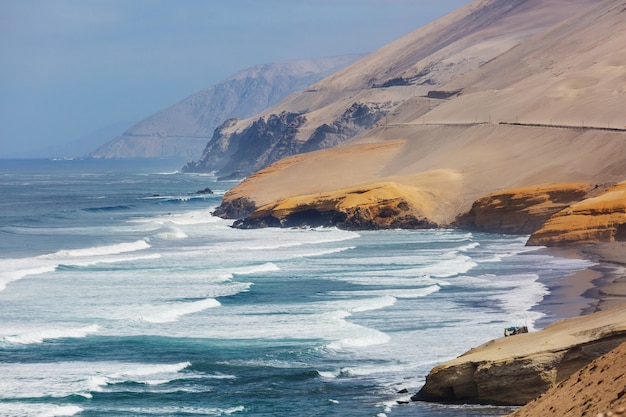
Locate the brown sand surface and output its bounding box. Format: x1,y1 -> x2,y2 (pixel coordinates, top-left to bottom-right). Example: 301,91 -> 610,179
506,341 -> 626,417
582,243 -> 626,312
219,0 -> 599,143
226,123 -> 626,227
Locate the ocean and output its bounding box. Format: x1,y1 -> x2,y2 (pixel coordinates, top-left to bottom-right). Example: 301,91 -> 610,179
0,159 -> 595,417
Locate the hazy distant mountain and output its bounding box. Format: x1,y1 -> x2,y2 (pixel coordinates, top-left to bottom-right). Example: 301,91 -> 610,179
90,55 -> 362,159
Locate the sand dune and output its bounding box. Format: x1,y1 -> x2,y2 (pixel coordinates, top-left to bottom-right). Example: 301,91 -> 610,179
218,0 -> 626,234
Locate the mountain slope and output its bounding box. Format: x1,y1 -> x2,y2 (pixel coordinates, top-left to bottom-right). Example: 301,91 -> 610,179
90,55 -> 360,159
214,0 -> 626,240
185,0 -> 597,176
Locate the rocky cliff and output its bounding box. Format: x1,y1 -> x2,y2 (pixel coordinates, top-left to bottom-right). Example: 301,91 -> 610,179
89,56 -> 360,159
528,182 -> 626,246
454,183 -> 593,235
234,182 -> 439,230
411,305 -> 626,406
212,0 -> 626,246
184,102 -> 390,176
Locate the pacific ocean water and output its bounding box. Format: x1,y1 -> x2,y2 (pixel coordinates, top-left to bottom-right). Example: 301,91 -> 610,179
0,159 -> 595,417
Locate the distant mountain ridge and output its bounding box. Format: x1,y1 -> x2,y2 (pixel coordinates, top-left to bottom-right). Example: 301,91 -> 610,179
90,55 -> 361,159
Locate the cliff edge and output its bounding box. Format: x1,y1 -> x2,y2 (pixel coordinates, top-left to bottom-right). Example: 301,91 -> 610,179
411,305 -> 626,406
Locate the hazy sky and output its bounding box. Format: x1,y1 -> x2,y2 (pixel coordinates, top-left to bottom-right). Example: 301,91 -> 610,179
0,0 -> 469,157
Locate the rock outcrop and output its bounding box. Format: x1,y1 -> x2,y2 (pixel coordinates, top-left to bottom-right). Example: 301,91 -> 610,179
506,341 -> 626,417
233,182 -> 438,230
184,101 -> 393,177
184,111 -> 307,175
528,182 -> 626,246
455,183 -> 592,234
90,56 -> 360,159
412,305 -> 626,406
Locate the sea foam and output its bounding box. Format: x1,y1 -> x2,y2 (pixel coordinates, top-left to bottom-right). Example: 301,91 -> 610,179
140,298 -> 221,323
3,324 -> 99,345
0,239 -> 154,292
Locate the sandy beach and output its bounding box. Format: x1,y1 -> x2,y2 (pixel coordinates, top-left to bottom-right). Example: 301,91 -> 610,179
533,243 -> 626,328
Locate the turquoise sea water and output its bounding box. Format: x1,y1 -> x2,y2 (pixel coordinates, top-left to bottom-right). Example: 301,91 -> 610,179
0,159 -> 594,417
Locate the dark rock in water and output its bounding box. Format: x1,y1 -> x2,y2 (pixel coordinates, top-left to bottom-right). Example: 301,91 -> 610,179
213,197 -> 257,219
397,388 -> 409,394
195,187 -> 214,195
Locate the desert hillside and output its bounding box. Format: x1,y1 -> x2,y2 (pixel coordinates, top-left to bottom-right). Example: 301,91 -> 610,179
506,341 -> 626,417
187,0 -> 597,176
214,0 -> 626,246
90,55 -> 360,159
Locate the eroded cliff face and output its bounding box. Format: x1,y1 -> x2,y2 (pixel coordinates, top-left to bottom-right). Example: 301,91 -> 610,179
184,102 -> 391,177
412,305 -> 626,406
183,112 -> 306,176
528,182 -> 626,246
232,182 -> 439,230
454,183 -> 593,235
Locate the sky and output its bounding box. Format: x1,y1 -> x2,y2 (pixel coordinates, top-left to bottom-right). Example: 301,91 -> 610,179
0,0 -> 470,158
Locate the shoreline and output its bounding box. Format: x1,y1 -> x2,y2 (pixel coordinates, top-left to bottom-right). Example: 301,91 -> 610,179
532,243 -> 626,328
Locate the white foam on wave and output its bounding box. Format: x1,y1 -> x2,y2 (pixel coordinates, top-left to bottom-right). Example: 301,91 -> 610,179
350,295 -> 397,312
326,333 -> 391,350
458,242 -> 480,251
139,298 -> 221,323
293,246 -> 356,258
2,324 -> 99,345
240,228 -> 360,251
230,262 -> 280,275
323,309 -> 391,351
332,285 -> 441,301
85,361 -> 206,395
0,265 -> 56,292
60,253 -> 161,268
204,282 -> 253,298
416,253 -> 477,278
0,239 -> 156,292
152,224 -> 188,240
160,208 -> 221,226
49,240 -> 150,258
0,360 -> 196,401
454,273 -> 549,330
115,405 -> 245,416
0,404 -> 84,417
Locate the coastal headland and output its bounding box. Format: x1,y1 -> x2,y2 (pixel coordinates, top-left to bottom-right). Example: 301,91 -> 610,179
198,0 -> 626,413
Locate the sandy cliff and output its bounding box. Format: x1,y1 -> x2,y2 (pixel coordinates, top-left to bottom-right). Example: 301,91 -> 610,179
506,341 -> 626,417
528,182 -> 626,246
214,0 -> 626,245
204,0 -> 626,411
411,305 -> 626,406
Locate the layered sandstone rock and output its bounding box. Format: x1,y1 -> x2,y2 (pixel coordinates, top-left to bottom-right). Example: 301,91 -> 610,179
455,183 -> 592,234
412,305 -> 626,406
528,182 -> 626,246
233,182 -> 439,230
